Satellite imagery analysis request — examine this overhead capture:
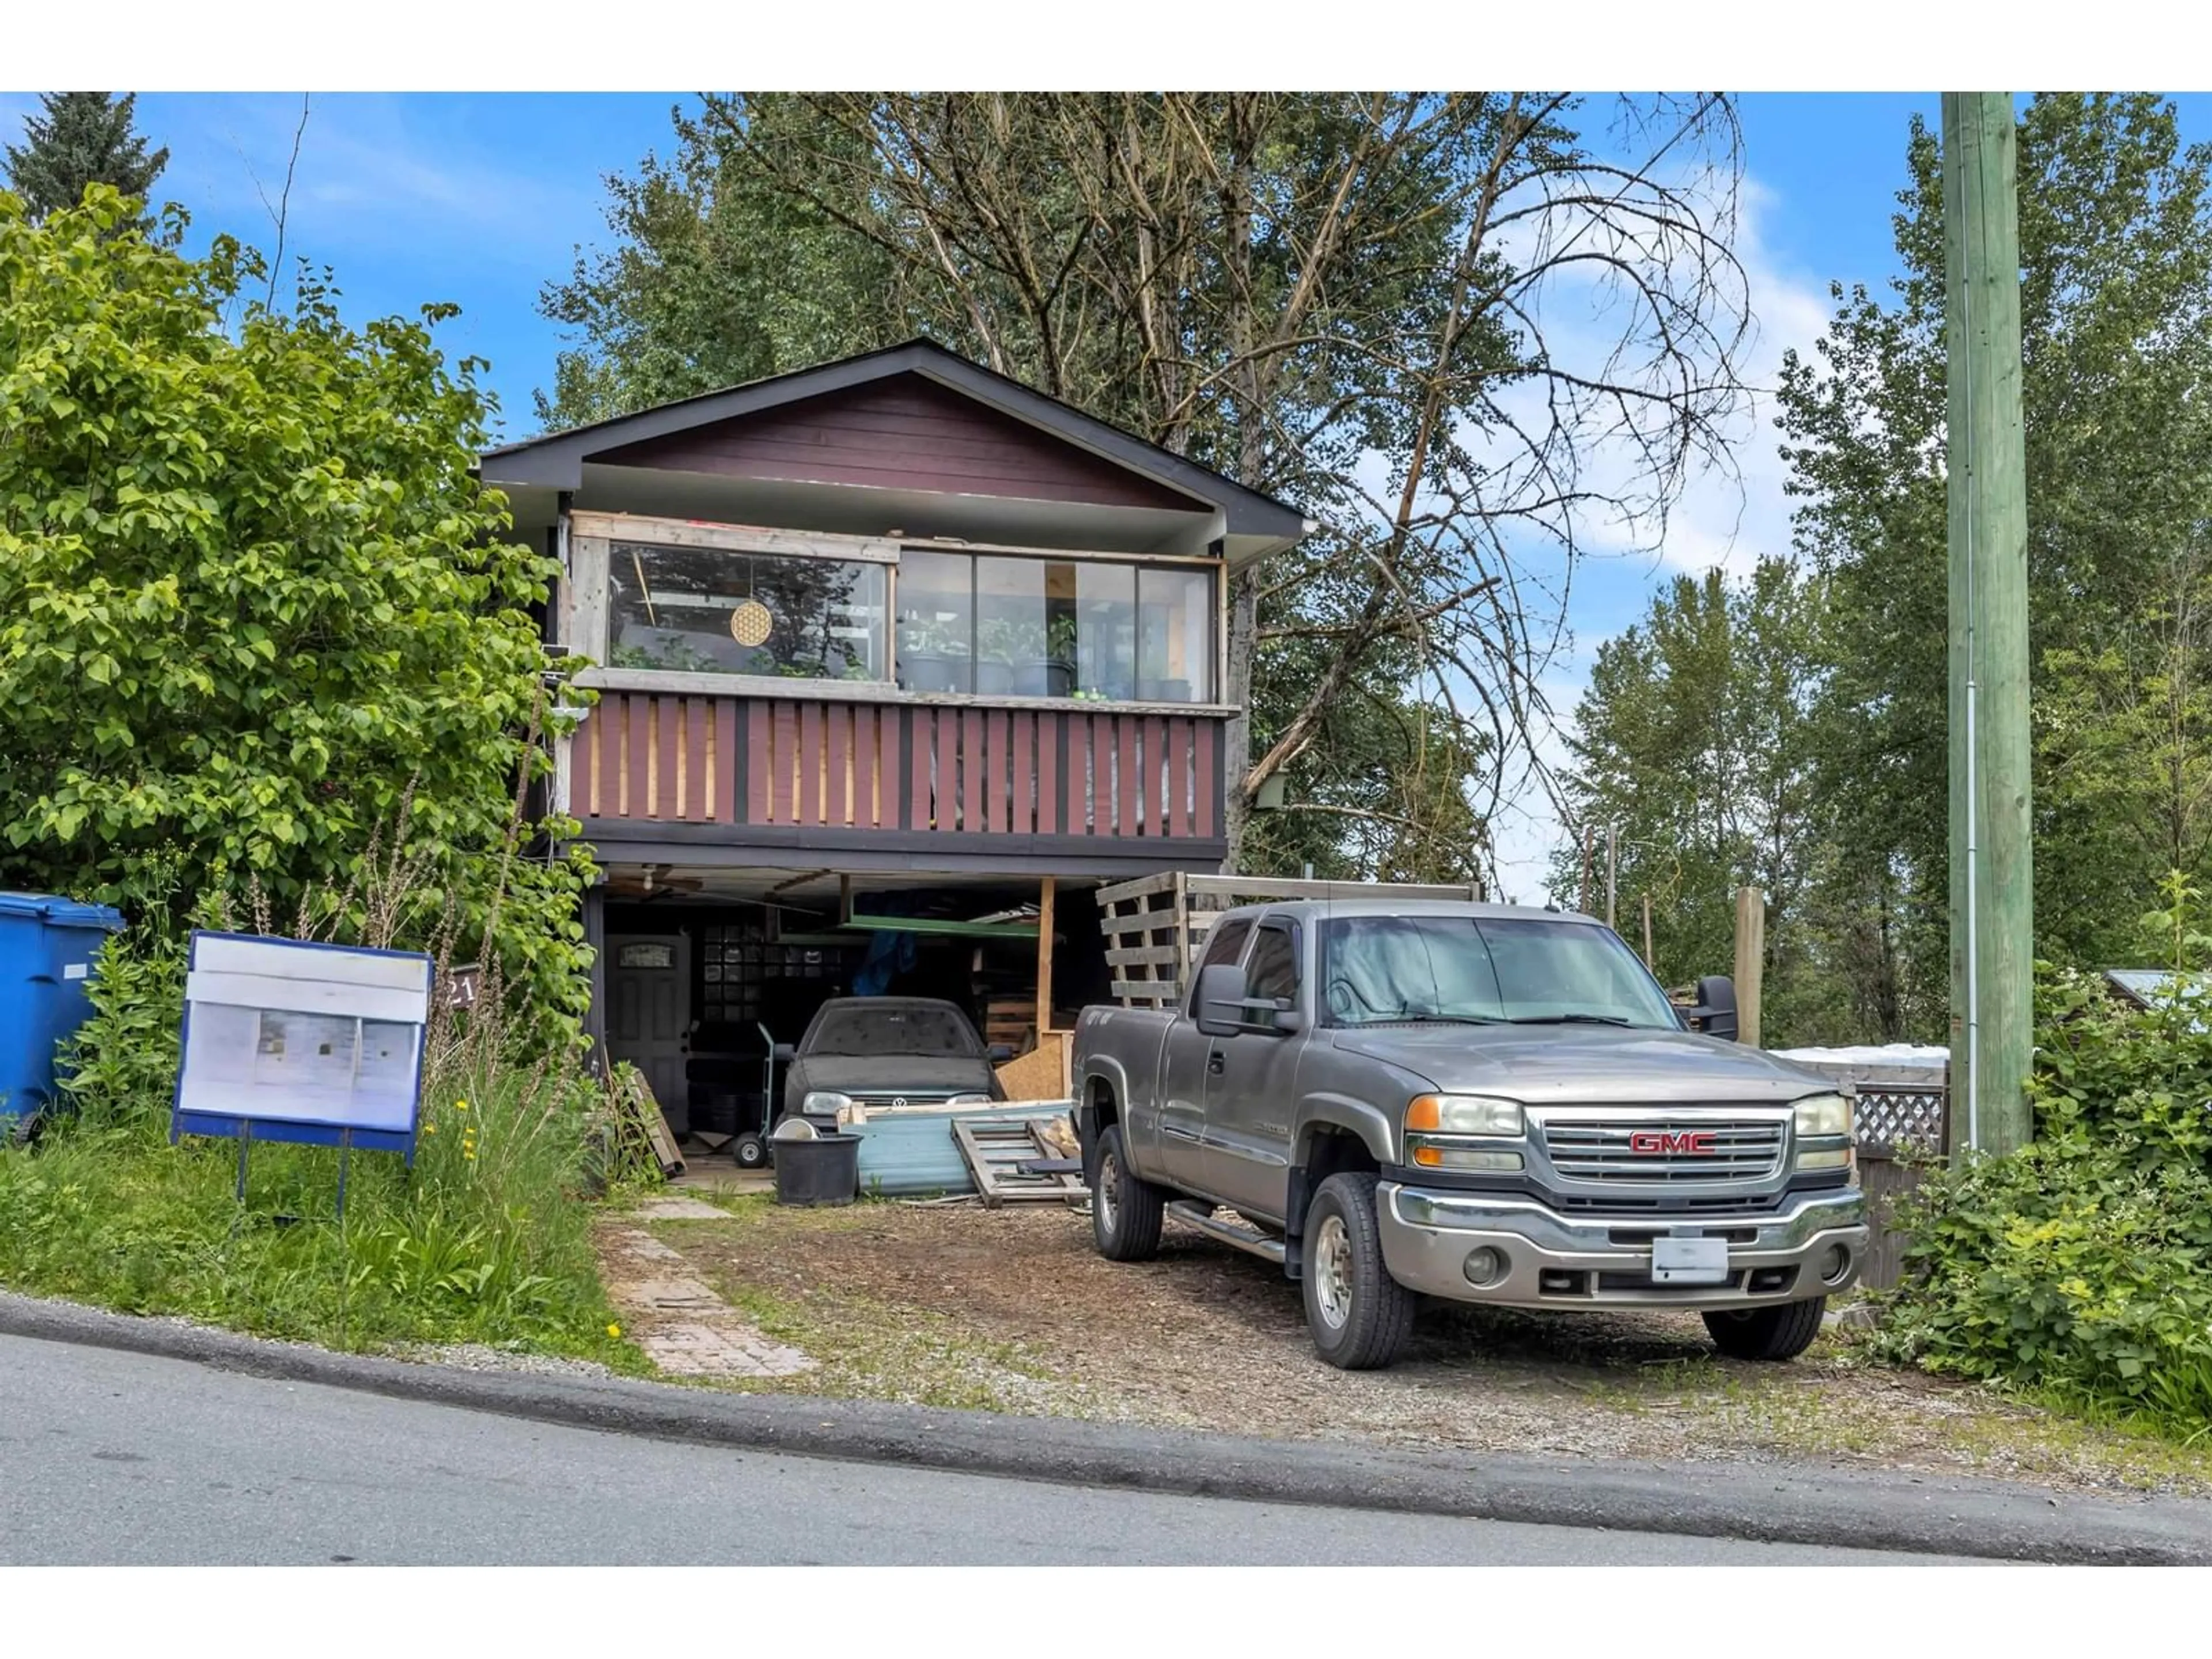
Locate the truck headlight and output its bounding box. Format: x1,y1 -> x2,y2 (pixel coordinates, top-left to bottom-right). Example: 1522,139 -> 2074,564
1792,1093 -> 1851,1139
1406,1094 -> 1525,1137
801,1090 -> 853,1115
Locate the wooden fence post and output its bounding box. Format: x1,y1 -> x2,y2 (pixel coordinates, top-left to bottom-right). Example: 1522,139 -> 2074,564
1734,885 -> 1765,1048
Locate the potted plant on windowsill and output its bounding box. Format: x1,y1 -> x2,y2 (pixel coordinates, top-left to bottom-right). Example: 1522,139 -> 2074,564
1037,613 -> 1078,698
897,616 -> 967,694
976,615 -> 1043,696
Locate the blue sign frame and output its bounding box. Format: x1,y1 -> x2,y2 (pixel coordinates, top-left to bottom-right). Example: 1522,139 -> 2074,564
169,931 -> 435,1168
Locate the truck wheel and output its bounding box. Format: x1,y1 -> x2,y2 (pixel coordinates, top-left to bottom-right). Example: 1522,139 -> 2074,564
1302,1173 -> 1414,1370
1704,1297 -> 1827,1361
1092,1124 -> 1165,1262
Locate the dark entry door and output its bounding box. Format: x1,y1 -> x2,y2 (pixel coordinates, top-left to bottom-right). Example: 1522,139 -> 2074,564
606,933 -> 691,1120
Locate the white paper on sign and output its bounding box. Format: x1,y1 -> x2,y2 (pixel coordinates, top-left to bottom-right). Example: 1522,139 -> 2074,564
177,935 -> 431,1134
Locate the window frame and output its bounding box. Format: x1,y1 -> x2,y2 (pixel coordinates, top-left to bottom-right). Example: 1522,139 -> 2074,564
566,512 -> 1226,709
893,545 -> 1219,706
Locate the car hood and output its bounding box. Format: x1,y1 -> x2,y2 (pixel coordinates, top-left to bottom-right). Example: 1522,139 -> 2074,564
1325,1023 -> 1833,1105
790,1056 -> 996,1097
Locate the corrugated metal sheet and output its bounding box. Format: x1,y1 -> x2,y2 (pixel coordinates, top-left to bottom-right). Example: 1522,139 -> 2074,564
851,1101 -> 1075,1198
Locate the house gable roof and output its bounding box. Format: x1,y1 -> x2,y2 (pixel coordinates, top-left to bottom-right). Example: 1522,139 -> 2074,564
480,339 -> 1309,548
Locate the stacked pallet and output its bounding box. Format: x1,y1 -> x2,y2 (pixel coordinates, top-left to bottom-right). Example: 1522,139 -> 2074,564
1095,872 -> 1487,1007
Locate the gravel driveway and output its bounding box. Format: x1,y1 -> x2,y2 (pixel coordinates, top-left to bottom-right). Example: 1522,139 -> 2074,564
634,1195 -> 2212,1498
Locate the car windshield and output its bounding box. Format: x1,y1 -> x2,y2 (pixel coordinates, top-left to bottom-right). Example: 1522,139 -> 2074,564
1319,914 -> 1681,1029
804,1005 -> 981,1058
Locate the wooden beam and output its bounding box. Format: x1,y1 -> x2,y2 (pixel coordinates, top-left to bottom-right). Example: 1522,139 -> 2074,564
1734,885 -> 1766,1050
1036,876 -> 1057,1033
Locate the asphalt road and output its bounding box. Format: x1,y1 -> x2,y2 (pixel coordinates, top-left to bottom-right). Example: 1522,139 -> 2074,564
0,1334 -> 1974,1566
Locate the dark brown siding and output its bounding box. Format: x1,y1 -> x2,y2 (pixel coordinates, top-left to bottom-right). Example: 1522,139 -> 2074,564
588,372 -> 1200,512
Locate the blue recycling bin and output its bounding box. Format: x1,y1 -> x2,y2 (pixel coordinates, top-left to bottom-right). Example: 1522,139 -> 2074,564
0,892 -> 126,1132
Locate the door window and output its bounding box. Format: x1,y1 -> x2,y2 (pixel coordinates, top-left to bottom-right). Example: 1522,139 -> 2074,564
1185,915 -> 1253,1016
1244,922 -> 1300,1008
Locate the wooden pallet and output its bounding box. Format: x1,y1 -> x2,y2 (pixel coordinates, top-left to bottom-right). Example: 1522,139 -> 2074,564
952,1117 -> 1088,1207
1095,872 -> 1487,1007
613,1065 -> 687,1177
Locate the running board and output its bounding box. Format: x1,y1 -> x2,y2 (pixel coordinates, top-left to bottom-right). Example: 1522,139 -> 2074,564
1166,1200 -> 1287,1264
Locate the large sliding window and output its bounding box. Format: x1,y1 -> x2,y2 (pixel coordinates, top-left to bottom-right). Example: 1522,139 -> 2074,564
608,539 -> 890,680
894,550 -> 1215,703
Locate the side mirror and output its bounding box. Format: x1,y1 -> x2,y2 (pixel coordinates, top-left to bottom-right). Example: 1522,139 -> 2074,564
1688,975 -> 1739,1042
1194,962 -> 1249,1039
771,1043 -> 797,1064
987,1043 -> 1014,1065
1269,1004 -> 1306,1037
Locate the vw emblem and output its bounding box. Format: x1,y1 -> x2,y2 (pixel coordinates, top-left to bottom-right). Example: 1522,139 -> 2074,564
891,1096 -> 907,1109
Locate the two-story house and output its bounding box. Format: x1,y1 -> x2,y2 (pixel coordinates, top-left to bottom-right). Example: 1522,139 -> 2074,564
479,340 -> 1312,1141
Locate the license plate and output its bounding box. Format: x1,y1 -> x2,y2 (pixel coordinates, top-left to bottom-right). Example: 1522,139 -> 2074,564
1650,1236 -> 1730,1285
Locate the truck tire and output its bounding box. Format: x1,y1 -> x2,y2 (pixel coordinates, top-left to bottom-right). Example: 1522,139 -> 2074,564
1092,1124 -> 1165,1262
1301,1173 -> 1414,1370
1704,1296 -> 1827,1362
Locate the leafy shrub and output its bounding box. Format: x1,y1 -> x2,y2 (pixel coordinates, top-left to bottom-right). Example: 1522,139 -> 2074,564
1877,877 -> 2212,1434
0,186 -> 595,1047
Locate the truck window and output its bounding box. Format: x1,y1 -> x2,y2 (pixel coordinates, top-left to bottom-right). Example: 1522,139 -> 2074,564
1319,914 -> 1679,1028
1245,923 -> 1300,1006
1185,915 -> 1253,1014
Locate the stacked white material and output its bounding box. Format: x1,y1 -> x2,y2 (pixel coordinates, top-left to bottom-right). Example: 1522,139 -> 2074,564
1769,1044 -> 1949,1071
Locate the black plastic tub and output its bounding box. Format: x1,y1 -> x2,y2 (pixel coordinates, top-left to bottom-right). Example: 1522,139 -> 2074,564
772,1133 -> 861,1206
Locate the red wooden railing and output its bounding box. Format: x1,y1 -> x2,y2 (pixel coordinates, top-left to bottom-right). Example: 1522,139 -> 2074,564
568,691 -> 1221,840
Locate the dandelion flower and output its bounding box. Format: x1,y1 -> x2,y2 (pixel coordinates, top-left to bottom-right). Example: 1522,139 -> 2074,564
423,1123 -> 435,1134
607,1323 -> 623,1339
465,1150 -> 477,1161
454,1100 -> 468,1112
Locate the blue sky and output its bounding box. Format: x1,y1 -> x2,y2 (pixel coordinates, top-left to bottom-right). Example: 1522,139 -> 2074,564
7,89 -> 2210,896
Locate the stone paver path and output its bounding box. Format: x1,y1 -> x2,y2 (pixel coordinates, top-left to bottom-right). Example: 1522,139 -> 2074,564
633,1196 -> 736,1221
600,1226 -> 815,1380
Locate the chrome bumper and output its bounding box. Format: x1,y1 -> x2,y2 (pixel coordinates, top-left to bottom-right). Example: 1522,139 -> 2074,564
1376,1184 -> 1868,1310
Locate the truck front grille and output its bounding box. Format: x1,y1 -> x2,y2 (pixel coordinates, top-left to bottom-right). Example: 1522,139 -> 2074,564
1540,1116 -> 1785,1184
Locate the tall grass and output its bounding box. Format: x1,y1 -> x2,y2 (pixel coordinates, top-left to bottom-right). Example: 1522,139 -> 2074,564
0,799 -> 658,1363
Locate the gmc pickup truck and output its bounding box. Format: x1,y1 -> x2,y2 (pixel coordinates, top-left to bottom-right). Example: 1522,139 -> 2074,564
1072,899 -> 1868,1370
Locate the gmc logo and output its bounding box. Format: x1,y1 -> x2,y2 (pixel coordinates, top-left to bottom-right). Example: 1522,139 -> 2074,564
1630,1131 -> 1717,1155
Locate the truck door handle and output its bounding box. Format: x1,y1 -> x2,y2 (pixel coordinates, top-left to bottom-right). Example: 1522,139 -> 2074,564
1208,1052 -> 1225,1075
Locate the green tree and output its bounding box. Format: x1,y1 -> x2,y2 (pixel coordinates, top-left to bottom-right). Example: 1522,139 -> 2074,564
0,188 -> 593,1039
1778,93 -> 2212,1007
1550,557 -> 1849,1043
541,94 -> 1752,884
4,92 -> 169,225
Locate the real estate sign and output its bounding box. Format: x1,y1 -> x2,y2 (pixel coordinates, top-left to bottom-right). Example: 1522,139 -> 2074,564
172,932 -> 434,1161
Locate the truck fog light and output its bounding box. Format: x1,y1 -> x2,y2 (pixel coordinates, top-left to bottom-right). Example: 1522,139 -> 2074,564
1463,1247 -> 1507,1287
1820,1244 -> 1852,1285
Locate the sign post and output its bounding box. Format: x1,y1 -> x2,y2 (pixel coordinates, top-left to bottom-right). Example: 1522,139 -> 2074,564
171,932 -> 435,1218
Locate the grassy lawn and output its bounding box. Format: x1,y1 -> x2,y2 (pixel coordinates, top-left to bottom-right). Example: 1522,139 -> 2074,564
1,1065 -> 645,1372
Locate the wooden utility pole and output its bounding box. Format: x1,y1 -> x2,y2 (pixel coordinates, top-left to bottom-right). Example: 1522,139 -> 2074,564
1944,92 -> 2035,1159
1733,885 -> 1765,1048
1578,826 -> 1594,915
1641,892 -> 1654,969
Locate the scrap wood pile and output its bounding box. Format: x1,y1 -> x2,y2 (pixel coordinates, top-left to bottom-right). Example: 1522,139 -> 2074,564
847,1099 -> 1086,1206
